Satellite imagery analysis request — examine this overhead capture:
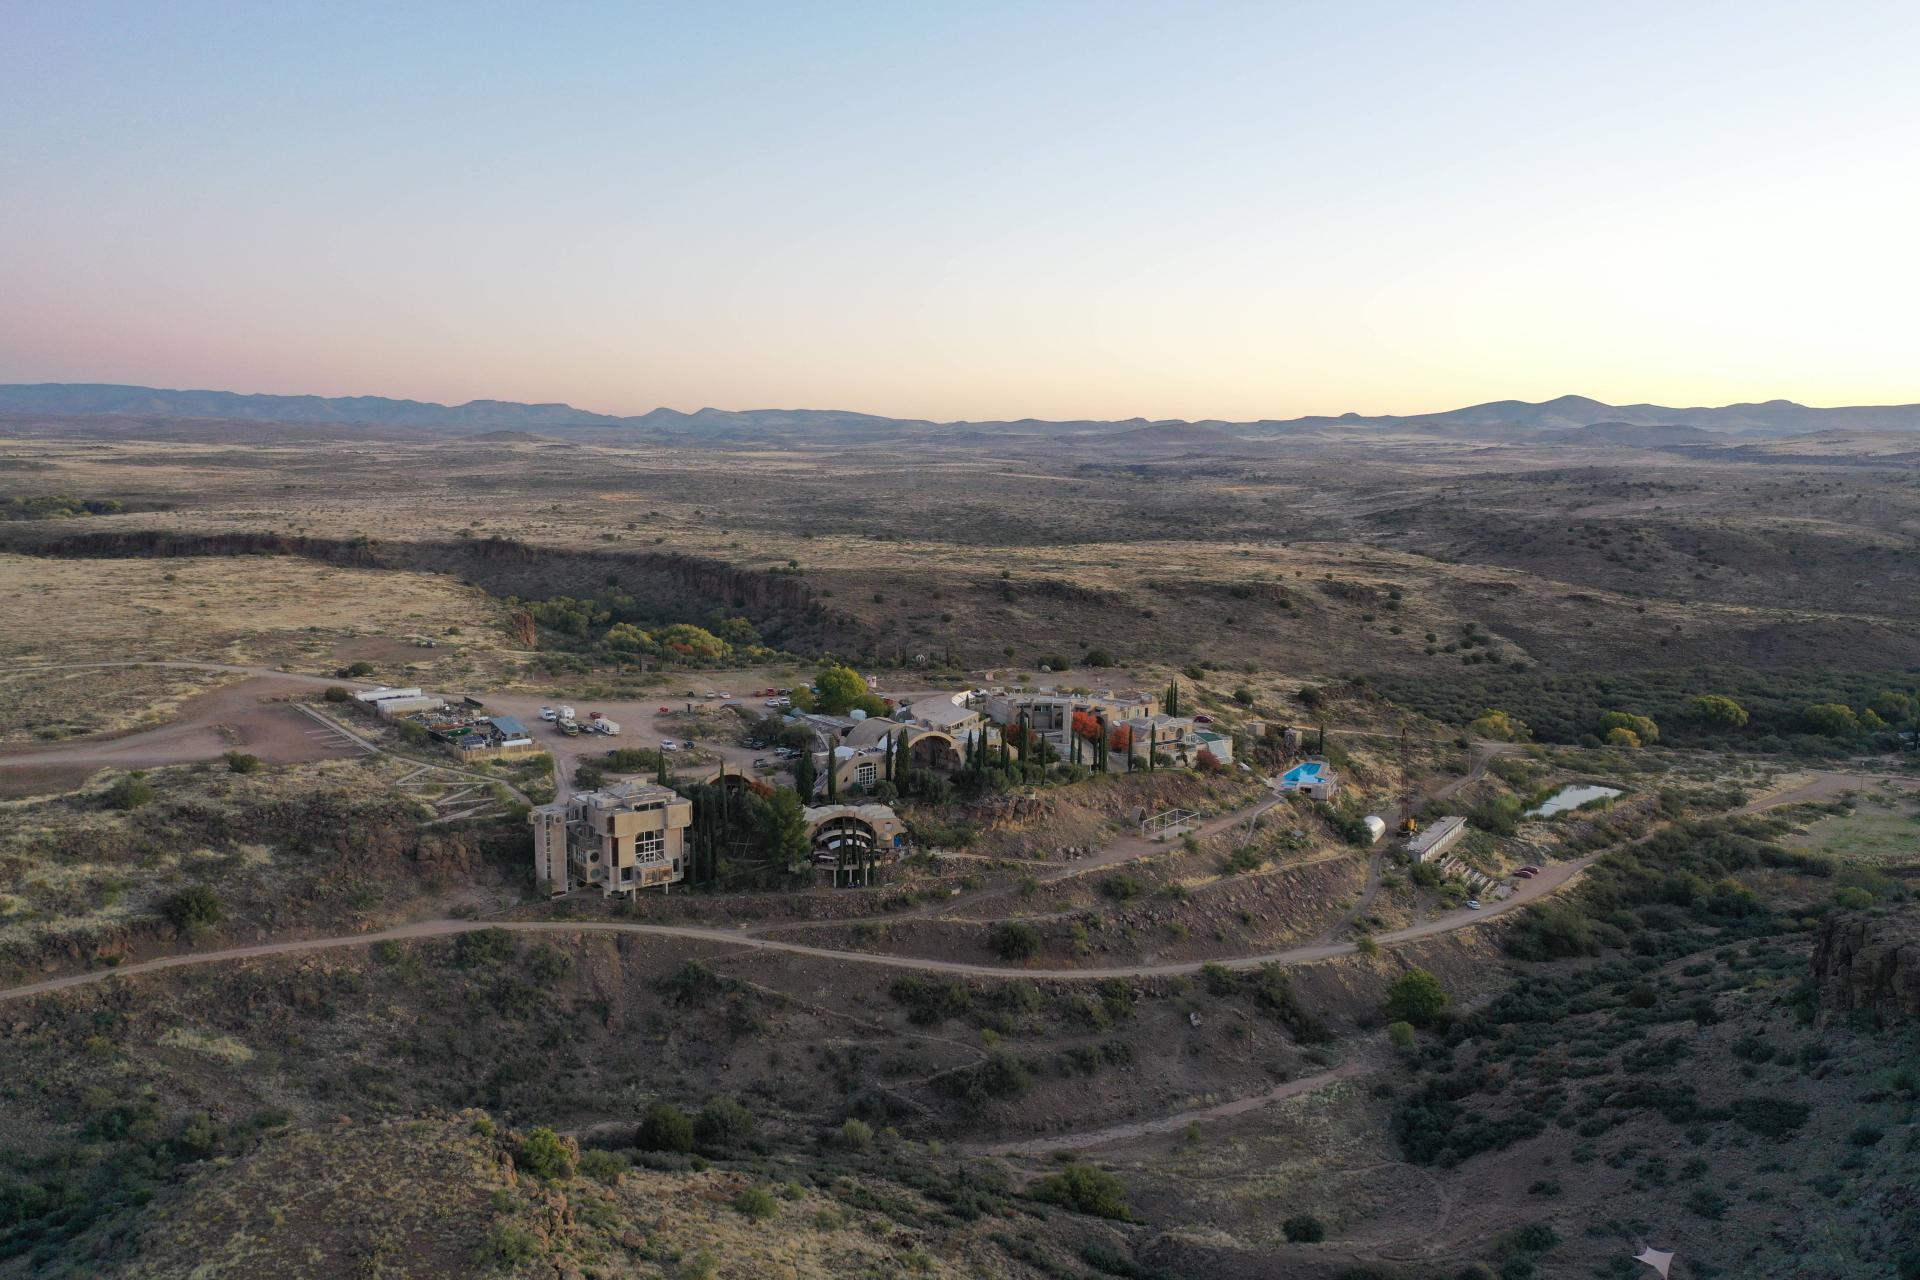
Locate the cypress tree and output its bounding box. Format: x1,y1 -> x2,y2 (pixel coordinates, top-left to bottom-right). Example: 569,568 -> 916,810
826,752 -> 838,802
884,732 -> 895,782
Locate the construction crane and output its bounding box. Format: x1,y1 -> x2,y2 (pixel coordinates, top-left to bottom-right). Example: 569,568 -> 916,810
1396,722 -> 1419,835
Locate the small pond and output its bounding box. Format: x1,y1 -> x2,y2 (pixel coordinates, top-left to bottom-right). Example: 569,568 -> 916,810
1526,784 -> 1623,818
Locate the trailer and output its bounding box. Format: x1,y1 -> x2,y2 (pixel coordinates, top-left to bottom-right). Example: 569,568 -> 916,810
558,705 -> 576,722
594,718 -> 621,736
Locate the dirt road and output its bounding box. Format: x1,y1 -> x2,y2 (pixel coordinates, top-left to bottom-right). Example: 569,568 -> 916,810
0,673 -> 371,795
966,1055 -> 1376,1158
0,853 -> 1594,1005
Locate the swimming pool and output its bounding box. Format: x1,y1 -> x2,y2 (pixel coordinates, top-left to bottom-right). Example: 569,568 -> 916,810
1280,761 -> 1327,787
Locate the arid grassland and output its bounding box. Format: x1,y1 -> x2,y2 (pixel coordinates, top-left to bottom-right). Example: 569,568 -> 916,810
0,413 -> 1916,1279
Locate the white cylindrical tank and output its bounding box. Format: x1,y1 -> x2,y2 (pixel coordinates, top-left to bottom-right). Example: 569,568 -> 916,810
849,708 -> 867,721
1362,815 -> 1387,844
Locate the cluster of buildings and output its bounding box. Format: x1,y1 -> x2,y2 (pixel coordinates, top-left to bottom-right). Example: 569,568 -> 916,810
351,687 -> 540,763
528,781 -> 907,897
783,685 -> 1243,801
980,687 -> 1233,765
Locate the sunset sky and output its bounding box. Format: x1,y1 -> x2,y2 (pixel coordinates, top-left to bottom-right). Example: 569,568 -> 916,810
3,1 -> 1917,421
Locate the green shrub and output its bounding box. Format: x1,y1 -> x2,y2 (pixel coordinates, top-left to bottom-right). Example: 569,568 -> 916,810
222,750 -> 262,774
838,1117 -> 874,1150
989,921 -> 1041,961
1282,1214 -> 1326,1242
323,685 -> 351,703
455,929 -> 517,968
104,773 -> 155,811
1031,1163 -> 1134,1220
484,1222 -> 540,1265
1728,1096 -> 1810,1140
1099,873 -> 1144,902
523,944 -> 571,983
1200,962 -> 1239,996
636,1100 -> 694,1153
733,1185 -> 779,1220
889,974 -> 973,1024
515,1127 -> 575,1181
158,885 -> 225,936
694,1097 -> 756,1150
1386,1021 -> 1416,1052
578,1149 -> 626,1183
1383,968 -> 1450,1027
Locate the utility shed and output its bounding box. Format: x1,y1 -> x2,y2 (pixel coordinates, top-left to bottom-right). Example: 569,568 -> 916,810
1407,815 -> 1469,862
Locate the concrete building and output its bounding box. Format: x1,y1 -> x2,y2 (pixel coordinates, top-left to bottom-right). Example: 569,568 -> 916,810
1406,814 -> 1469,863
840,717 -> 963,769
529,780 -> 693,896
898,692 -> 984,738
1189,729 -> 1234,764
1277,759 -> 1340,799
1118,713 -> 1199,760
986,688 -> 1160,750
803,802 -> 908,881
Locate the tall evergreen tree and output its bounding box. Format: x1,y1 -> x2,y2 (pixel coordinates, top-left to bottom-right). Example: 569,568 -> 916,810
1165,678 -> 1180,717
884,731 -> 895,782
826,753 -> 838,802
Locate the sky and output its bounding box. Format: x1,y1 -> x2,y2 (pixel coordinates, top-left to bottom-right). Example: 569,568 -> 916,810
2,1 -> 1918,422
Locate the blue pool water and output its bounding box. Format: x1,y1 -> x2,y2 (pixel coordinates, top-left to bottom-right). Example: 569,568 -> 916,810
1281,762 -> 1325,784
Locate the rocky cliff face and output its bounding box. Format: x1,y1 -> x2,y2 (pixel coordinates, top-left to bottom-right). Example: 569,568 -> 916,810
1812,912 -> 1920,1023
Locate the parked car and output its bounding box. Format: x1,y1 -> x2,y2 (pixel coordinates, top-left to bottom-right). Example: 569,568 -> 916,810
1467,899 -> 1482,910
660,739 -> 678,751
657,705 -> 671,714
753,757 -> 770,768
539,706 -> 556,721
1522,865 -> 1542,874
1193,714 -> 1214,723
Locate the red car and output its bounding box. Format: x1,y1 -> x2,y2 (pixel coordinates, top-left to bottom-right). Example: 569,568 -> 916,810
657,705 -> 671,714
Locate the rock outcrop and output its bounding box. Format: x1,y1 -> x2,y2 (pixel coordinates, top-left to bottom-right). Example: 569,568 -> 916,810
1812,912 -> 1920,1023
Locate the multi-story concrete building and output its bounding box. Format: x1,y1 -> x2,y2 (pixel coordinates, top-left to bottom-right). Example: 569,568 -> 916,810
529,781 -> 693,896
984,688 -> 1160,750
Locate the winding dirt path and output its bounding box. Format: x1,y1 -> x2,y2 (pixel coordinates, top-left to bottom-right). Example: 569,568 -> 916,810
965,1055 -> 1376,1158
0,855 -> 1594,1005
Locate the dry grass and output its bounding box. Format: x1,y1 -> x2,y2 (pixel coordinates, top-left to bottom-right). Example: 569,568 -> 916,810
0,551 -> 517,669
0,664 -> 239,744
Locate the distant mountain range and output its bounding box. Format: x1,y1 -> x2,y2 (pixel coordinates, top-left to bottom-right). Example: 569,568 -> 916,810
3,382 -> 1919,442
